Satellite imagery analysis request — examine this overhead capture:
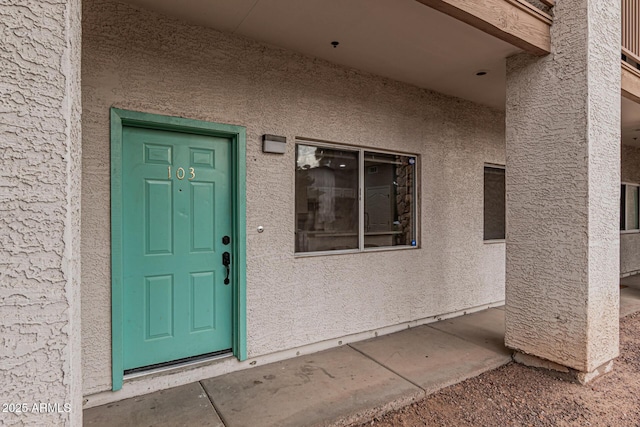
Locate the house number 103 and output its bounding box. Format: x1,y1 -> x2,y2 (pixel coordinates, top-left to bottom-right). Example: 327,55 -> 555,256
167,166 -> 196,180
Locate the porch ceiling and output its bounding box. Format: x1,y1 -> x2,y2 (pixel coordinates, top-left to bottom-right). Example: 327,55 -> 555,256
118,0 -> 521,110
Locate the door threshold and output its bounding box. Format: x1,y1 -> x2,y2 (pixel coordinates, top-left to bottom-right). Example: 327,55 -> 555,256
124,350 -> 233,381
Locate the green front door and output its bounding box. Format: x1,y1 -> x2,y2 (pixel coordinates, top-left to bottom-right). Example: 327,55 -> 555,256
122,126 -> 233,371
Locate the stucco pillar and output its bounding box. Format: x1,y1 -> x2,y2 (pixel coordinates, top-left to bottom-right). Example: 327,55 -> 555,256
505,0 -> 620,380
1,0 -> 82,425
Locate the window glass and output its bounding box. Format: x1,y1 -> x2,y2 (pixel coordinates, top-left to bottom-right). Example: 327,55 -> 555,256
295,142 -> 419,254
364,152 -> 415,248
295,145 -> 359,252
484,166 -> 505,240
626,185 -> 640,230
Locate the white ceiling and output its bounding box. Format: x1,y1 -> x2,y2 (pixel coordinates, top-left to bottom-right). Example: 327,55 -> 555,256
120,0 -> 640,134
120,0 -> 520,109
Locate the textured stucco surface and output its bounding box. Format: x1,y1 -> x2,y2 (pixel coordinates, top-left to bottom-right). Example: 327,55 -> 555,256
1,0 -> 82,426
81,0 -> 506,395
621,144 -> 640,275
505,0 -> 620,372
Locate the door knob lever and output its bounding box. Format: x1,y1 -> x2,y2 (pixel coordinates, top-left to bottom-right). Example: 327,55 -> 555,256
222,251 -> 231,285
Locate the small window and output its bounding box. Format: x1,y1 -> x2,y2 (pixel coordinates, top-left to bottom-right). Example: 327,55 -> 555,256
295,142 -> 418,254
484,166 -> 505,240
621,183 -> 640,232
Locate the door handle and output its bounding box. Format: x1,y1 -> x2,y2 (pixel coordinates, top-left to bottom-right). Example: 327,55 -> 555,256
222,251 -> 231,285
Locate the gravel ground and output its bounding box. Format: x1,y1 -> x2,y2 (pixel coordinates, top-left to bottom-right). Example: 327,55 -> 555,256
354,312 -> 640,427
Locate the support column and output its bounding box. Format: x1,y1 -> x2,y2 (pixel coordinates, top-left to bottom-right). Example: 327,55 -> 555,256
1,0 -> 82,425
505,0 -> 620,381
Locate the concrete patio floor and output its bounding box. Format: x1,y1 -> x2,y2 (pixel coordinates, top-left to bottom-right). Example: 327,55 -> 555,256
84,279 -> 640,427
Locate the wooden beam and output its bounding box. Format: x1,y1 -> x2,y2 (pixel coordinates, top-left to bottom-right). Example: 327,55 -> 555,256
622,61 -> 640,104
415,0 -> 551,56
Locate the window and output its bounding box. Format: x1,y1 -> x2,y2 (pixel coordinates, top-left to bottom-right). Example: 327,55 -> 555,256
484,166 -> 505,241
295,144 -> 359,252
621,183 -> 640,232
295,142 -> 418,254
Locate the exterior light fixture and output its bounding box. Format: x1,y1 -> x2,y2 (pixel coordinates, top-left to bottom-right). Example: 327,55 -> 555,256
262,134 -> 286,154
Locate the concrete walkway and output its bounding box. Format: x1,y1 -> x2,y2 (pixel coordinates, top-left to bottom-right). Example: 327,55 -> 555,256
621,274 -> 640,317
84,282 -> 640,427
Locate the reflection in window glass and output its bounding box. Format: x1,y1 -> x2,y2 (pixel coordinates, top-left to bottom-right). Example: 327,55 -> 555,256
484,166 -> 505,240
626,185 -> 640,230
364,152 -> 415,248
295,145 -> 359,252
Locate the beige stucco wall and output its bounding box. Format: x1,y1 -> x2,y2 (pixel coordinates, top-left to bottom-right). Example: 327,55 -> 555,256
81,0 -> 506,395
621,144 -> 640,275
2,0 -> 83,425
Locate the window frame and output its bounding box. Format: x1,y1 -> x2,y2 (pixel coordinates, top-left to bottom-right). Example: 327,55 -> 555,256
621,182 -> 640,234
294,139 -> 420,257
483,163 -> 506,243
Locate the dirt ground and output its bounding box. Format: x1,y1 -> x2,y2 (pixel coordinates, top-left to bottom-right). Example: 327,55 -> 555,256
354,312 -> 640,427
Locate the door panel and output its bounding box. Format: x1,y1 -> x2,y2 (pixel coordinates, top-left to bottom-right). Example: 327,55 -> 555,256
122,126 -> 233,370
190,271 -> 216,331
190,182 -> 215,252
145,180 -> 173,254
145,275 -> 174,339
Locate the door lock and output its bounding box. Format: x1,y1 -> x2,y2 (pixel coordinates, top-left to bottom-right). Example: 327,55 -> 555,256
222,251 -> 231,285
